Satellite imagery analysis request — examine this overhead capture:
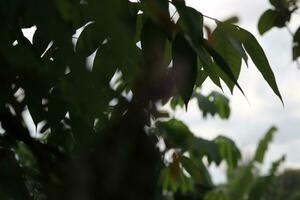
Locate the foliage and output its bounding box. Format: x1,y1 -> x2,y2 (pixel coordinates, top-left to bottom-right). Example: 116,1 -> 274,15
258,0 -> 300,62
204,127 -> 285,200
0,0 -> 283,199
263,169 -> 300,200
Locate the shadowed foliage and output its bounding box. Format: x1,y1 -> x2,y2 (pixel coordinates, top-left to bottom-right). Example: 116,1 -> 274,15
0,0 -> 285,199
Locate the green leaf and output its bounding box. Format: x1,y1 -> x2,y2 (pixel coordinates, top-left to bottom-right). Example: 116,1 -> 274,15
195,68 -> 208,87
212,25 -> 242,92
141,18 -> 167,64
205,189 -> 230,200
172,33 -> 197,107
203,40 -> 245,96
254,126 -> 277,163
227,163 -> 255,200
248,155 -> 285,200
156,119 -> 193,150
175,5 -> 204,42
93,42 -> 118,85
238,28 -> 283,103
75,22 -> 106,57
269,0 -> 281,7
293,27 -> 300,60
214,136 -> 241,169
258,9 -> 278,35
191,137 -> 222,165
216,23 -> 249,66
180,156 -> 213,187
197,50 -> 222,89
210,92 -> 231,119
134,14 -> 143,42
33,28 -> 51,56
170,96 -> 185,110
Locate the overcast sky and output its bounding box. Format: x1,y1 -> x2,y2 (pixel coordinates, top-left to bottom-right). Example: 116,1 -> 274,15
171,0 -> 300,182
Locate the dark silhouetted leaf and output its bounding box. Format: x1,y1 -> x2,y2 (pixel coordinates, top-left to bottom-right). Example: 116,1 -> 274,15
76,23 -> 106,57
172,33 -> 197,107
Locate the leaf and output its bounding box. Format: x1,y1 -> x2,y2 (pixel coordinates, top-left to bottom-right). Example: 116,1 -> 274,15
269,0 -> 281,7
93,43 -> 118,86
156,119 -> 193,150
33,28 -> 51,56
141,18 -> 167,66
170,96 -> 185,110
214,136 -> 241,169
203,40 -> 246,96
216,23 -> 249,66
172,33 -> 197,106
227,163 -> 254,200
197,49 -> 222,89
191,137 -> 222,165
211,25 -> 242,92
254,126 -> 277,163
194,93 -> 217,118
209,92 -> 231,119
205,189 -> 230,200
238,28 -> 283,103
293,27 -> 300,60
248,155 -> 285,200
175,5 -> 203,42
180,156 -> 213,187
134,14 -> 143,42
195,69 -> 208,87
75,22 -> 106,57
258,9 -> 278,35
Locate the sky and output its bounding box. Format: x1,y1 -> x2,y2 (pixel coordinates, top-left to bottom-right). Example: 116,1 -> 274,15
170,0 -> 300,182
20,0 -> 300,183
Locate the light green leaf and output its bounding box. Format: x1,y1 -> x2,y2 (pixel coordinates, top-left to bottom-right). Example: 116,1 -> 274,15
214,136 -> 241,169
254,126 -> 277,163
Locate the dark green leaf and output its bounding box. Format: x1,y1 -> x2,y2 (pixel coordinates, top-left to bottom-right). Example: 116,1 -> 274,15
238,28 -> 283,103
180,156 -> 213,186
197,48 -> 222,89
191,137 -> 222,165
175,5 -> 204,42
209,92 -> 231,119
212,25 -> 242,92
293,27 -> 300,60
75,23 -> 106,57
205,189 -> 229,200
33,28 -> 51,56
172,33 -> 197,106
258,9 -> 278,35
203,40 -> 246,96
156,119 -> 193,150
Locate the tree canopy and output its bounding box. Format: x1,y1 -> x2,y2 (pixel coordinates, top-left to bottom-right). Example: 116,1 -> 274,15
0,0 -> 289,199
